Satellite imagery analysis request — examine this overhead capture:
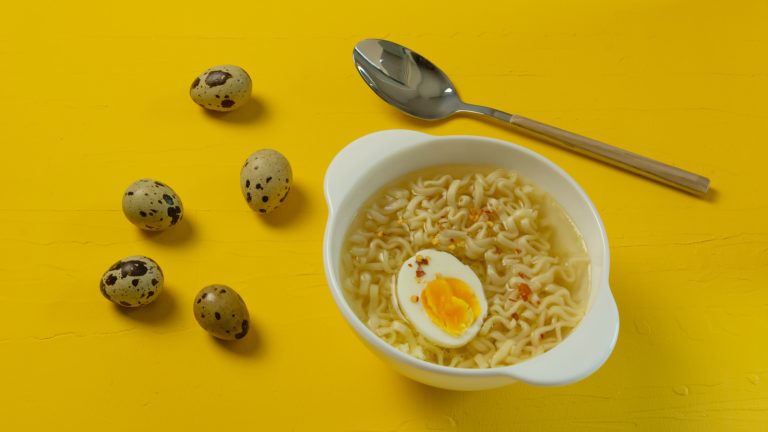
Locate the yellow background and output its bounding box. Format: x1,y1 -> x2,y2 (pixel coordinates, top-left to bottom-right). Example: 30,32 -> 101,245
1,0 -> 766,430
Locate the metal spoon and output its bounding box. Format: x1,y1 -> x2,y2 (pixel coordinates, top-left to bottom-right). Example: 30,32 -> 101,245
353,39 -> 710,195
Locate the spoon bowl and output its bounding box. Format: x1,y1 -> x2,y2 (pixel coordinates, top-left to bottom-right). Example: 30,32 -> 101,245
353,39 -> 710,196
353,39 -> 462,120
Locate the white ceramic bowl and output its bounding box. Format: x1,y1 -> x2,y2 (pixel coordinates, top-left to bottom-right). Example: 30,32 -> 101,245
323,130 -> 619,390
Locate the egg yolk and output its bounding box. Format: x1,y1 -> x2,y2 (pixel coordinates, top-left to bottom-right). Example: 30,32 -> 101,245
421,277 -> 481,336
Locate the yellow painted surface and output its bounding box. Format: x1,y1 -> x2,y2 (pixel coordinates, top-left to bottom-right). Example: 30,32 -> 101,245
1,0 -> 766,430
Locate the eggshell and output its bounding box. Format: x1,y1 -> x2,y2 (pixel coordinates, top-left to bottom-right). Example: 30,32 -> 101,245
100,256 -> 164,307
122,179 -> 183,231
193,285 -> 250,341
190,64 -> 251,112
240,149 -> 292,214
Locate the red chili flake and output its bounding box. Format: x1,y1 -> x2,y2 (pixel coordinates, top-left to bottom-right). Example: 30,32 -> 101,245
407,263 -> 413,268
518,272 -> 528,280
512,312 -> 520,320
518,283 -> 532,302
514,248 -> 522,254
416,269 -> 426,278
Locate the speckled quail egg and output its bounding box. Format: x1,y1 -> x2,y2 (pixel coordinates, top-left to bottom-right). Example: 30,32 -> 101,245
193,285 -> 250,340
190,64 -> 252,112
122,179 -> 184,231
240,149 -> 292,214
100,256 -> 164,307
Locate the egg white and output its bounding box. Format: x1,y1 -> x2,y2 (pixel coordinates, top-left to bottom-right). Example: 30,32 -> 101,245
395,249 -> 488,348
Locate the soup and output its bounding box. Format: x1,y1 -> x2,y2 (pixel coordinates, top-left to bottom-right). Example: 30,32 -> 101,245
341,167 -> 589,368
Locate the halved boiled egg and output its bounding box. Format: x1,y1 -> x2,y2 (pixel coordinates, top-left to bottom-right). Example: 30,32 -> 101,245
395,249 -> 488,348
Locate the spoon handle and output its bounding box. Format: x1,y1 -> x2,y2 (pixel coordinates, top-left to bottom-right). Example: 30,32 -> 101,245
462,104 -> 710,195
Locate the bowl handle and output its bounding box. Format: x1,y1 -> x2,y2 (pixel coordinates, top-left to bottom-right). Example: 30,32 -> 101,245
503,283 -> 620,386
323,129 -> 432,214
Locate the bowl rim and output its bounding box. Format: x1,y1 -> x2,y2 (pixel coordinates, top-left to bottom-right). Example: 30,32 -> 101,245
323,130 -> 615,382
